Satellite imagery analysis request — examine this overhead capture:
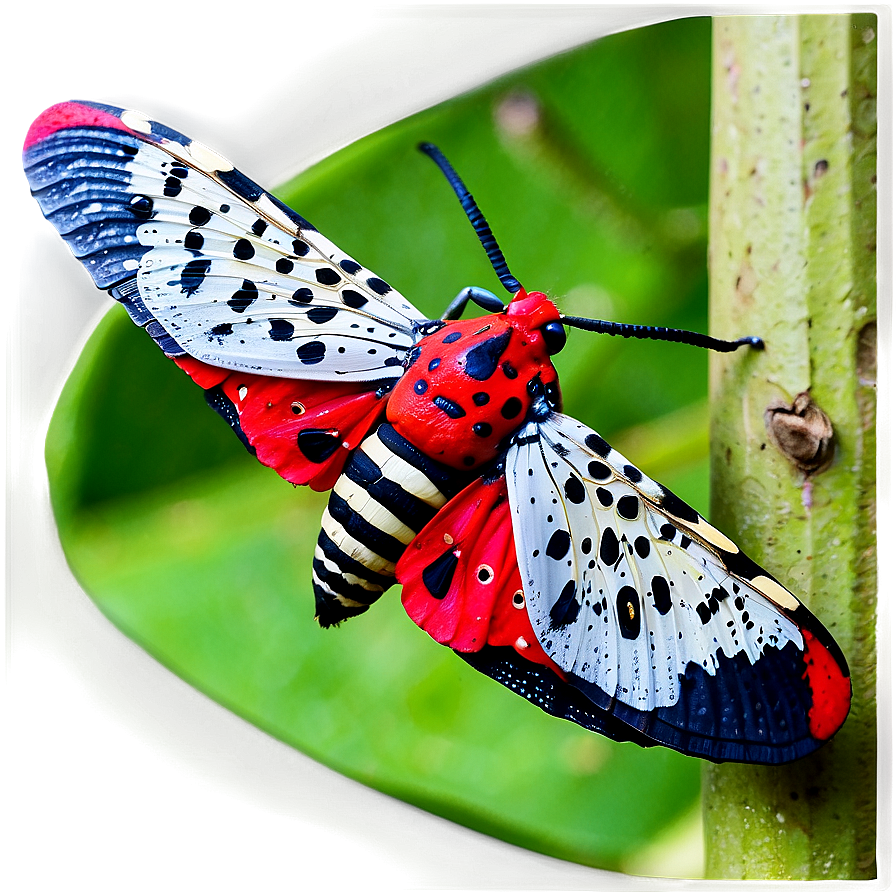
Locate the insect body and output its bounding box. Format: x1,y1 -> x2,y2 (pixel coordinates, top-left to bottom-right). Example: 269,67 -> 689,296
24,100 -> 851,764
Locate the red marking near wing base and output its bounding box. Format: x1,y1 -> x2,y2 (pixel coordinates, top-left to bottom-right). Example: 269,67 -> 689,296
801,629 -> 852,741
398,475 -> 563,676
23,101 -> 132,151
174,357 -> 384,491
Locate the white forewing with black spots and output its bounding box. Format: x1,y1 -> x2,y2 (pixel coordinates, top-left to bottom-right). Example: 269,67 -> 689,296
505,414 -> 803,713
25,102 -> 428,382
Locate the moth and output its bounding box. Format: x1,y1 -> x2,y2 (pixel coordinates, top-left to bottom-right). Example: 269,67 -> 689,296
24,100 -> 851,764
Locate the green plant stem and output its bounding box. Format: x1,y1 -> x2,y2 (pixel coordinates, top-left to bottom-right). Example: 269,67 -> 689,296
704,15 -> 877,879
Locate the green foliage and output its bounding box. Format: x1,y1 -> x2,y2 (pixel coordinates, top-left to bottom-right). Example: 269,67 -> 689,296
47,18 -> 720,874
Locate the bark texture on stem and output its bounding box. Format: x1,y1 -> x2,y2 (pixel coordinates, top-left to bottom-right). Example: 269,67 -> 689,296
703,15 -> 877,880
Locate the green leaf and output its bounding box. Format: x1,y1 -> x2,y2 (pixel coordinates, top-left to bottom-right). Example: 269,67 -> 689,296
47,18 -> 720,874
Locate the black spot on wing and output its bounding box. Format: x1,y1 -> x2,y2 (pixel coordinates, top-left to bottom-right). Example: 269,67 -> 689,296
588,460 -> 611,481
422,548 -> 459,599
316,268 -> 341,286
183,230 -> 204,251
596,487 -> 613,507
269,319 -> 294,341
617,495 -> 640,520
616,586 -> 641,639
546,530 -> 571,560
290,288 -> 313,306
189,206 -> 211,226
296,341 -> 326,364
367,277 -> 391,295
180,258 -> 211,296
599,528 -> 619,564
297,428 -> 341,463
233,238 -> 254,260
651,576 -> 671,614
549,580 -> 580,629
563,475 -> 586,504
308,306 -> 338,324
585,433 -> 611,457
130,195 -> 154,219
339,259 -> 362,275
342,289 -> 368,309
228,279 -> 258,313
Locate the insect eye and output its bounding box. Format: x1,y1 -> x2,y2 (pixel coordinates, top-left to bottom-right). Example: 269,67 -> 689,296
541,321 -> 567,355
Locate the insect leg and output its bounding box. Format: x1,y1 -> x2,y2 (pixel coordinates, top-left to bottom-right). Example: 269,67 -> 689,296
441,286 -> 505,320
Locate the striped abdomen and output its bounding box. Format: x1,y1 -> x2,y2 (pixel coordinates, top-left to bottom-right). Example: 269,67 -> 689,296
313,423 -> 463,626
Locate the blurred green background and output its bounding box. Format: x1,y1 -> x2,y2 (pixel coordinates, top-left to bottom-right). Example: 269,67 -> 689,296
48,17 -> 717,876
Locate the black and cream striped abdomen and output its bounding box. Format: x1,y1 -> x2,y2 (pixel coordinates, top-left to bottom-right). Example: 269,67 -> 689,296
312,423 -> 463,626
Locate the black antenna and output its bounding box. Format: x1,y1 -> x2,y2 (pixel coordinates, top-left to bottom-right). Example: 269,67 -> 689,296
562,316 -> 764,352
419,142 -> 521,295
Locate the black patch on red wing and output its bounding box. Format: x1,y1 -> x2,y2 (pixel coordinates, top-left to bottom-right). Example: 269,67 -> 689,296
204,386 -> 255,454
549,580 -> 580,629
297,428 -> 341,462
463,328 -> 512,380
422,548 -> 459,599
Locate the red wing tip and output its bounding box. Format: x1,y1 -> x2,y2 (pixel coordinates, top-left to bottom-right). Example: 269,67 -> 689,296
24,101 -> 128,152
801,629 -> 852,741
